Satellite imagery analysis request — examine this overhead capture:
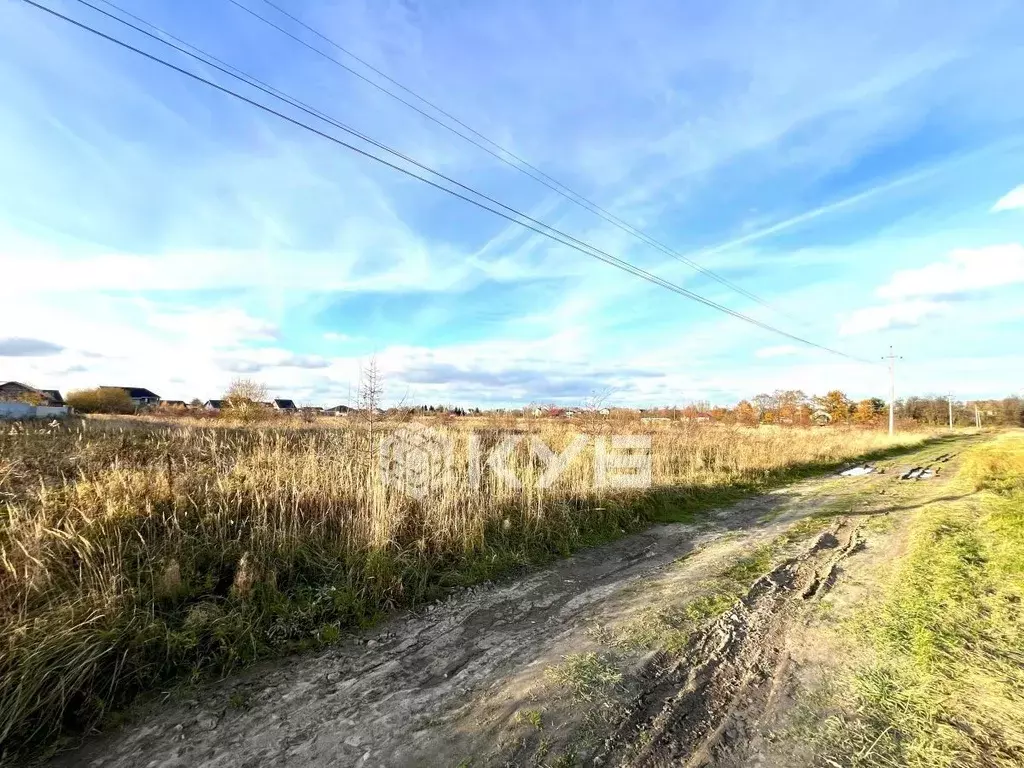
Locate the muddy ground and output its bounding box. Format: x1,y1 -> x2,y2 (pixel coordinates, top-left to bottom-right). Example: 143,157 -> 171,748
57,435 -> 982,768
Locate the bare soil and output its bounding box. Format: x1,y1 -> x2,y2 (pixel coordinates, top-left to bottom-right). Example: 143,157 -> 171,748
55,437 -> 980,768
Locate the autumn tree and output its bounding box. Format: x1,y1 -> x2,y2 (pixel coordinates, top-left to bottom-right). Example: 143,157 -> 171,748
776,390 -> 809,425
752,393 -> 777,423
734,400 -> 759,426
853,398 -> 880,425
814,390 -> 853,425
66,387 -> 134,414
223,378 -> 268,423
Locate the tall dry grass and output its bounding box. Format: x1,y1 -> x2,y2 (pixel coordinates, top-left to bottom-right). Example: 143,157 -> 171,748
0,416 -> 928,759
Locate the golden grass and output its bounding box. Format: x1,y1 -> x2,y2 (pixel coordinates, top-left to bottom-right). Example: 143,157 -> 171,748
0,416 -> 930,760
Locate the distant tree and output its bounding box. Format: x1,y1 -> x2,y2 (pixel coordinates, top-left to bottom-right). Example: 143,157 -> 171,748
356,355 -> 385,470
752,393 -> 778,423
776,390 -> 809,425
66,387 -> 134,414
814,390 -> 853,425
1,388 -> 46,406
853,398 -> 881,425
223,378 -> 268,423
189,398 -> 203,408
734,400 -> 759,426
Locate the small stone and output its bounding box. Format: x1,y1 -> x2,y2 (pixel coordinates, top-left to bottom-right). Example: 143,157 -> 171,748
326,672 -> 341,682
196,713 -> 219,731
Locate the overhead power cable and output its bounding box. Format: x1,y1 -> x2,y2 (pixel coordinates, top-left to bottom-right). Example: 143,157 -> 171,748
22,0 -> 872,364
224,0 -> 786,316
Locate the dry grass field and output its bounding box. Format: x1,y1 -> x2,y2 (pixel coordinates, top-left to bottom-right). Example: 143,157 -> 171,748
0,415 -> 932,760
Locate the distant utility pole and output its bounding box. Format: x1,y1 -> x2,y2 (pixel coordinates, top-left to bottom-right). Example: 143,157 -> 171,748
975,403 -> 981,428
948,391 -> 954,430
882,346 -> 902,436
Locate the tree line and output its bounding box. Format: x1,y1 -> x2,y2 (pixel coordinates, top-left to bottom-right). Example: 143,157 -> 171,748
670,391 -> 1024,427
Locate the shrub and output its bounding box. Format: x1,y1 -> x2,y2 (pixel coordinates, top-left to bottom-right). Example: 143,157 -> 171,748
65,387 -> 134,414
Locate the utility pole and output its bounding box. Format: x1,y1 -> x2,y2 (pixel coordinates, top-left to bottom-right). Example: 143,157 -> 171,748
975,403 -> 981,428
882,346 -> 901,436
948,391 -> 954,430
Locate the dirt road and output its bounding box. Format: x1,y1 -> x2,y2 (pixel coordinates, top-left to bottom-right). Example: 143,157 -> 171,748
59,436 -> 978,768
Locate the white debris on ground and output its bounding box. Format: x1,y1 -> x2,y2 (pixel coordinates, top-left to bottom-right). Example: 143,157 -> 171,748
839,465 -> 875,477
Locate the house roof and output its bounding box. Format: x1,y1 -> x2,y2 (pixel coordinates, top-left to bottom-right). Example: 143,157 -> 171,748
325,405 -> 352,413
1,382 -> 63,404
40,389 -> 64,404
273,399 -> 297,409
205,400 -> 225,408
102,386 -> 160,399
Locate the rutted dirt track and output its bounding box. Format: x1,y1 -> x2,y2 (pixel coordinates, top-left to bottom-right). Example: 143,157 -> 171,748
596,520 -> 862,767
58,440 -> 973,768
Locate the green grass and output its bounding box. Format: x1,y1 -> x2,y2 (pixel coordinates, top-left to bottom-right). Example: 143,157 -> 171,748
814,432 -> 1024,768
544,653 -> 622,703
515,708 -> 545,730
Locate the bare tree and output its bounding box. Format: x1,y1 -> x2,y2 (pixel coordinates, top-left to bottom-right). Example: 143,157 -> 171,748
356,356 -> 384,469
580,387 -> 615,435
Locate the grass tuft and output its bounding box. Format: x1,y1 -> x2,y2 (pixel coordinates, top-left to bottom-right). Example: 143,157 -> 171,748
544,653 -> 622,702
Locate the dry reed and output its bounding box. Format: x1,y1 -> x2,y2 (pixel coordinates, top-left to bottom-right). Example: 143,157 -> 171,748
0,416 -> 929,760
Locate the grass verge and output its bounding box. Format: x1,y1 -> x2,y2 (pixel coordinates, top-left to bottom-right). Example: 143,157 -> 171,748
813,432 -> 1024,768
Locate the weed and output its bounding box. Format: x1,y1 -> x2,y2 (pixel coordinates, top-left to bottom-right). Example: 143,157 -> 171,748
515,708 -> 544,730
544,653 -> 622,702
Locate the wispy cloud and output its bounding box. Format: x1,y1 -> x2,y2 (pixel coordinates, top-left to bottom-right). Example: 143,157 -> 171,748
840,300 -> 948,336
2,0 -> 1024,402
877,244 -> 1024,300
992,184 -> 1024,212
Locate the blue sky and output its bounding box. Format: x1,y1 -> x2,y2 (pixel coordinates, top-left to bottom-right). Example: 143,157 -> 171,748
2,0 -> 1024,407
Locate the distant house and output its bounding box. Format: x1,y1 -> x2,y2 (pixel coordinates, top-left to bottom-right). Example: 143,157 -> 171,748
102,386 -> 160,408
325,405 -> 352,416
0,381 -> 64,406
0,381 -> 69,419
204,400 -> 225,410
272,399 -> 297,411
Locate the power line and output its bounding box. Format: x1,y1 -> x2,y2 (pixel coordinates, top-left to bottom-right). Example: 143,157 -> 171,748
79,0 -> 745,295
22,0 -> 871,363
224,0 -> 787,316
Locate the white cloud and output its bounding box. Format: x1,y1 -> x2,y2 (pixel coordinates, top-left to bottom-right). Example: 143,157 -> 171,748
755,345 -> 800,358
992,184 -> 1024,212
877,244 -> 1024,300
839,300 -> 947,336
323,332 -> 351,341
